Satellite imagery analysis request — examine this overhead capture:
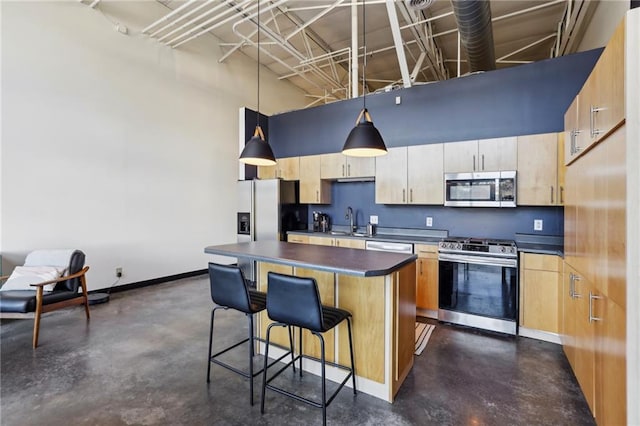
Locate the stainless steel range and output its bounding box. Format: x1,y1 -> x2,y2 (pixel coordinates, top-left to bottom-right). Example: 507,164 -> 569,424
438,237 -> 518,335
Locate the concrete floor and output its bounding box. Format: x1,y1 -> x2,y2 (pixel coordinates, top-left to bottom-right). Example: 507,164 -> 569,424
1,275 -> 595,426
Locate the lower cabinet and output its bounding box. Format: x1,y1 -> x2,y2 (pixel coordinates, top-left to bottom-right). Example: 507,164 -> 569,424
307,235 -> 365,249
562,262 -> 627,423
414,244 -> 438,317
288,234 -> 309,244
518,253 -> 562,340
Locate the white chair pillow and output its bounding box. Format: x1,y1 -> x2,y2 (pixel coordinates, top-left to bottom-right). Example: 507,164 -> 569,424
0,266 -> 66,292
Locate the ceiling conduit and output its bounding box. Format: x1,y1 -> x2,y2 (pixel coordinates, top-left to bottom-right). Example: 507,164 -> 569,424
450,0 -> 496,72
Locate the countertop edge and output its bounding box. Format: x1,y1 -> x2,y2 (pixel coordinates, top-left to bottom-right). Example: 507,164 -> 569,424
204,245 -> 417,277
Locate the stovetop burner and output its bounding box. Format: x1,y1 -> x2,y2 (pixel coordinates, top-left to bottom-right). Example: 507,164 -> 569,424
438,237 -> 517,257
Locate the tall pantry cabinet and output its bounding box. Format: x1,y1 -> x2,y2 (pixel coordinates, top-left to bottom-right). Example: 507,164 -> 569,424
562,15 -> 628,426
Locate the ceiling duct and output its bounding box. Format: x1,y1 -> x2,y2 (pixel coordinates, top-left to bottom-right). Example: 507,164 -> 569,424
451,0 -> 496,72
404,0 -> 435,10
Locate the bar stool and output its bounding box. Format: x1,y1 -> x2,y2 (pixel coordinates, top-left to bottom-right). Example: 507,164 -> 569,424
260,272 -> 356,425
207,263 -> 295,406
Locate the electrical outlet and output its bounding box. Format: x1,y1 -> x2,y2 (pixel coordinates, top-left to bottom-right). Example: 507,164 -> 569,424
116,267 -> 123,278
426,216 -> 433,227
534,219 -> 543,231
395,96 -> 401,105
369,215 -> 378,225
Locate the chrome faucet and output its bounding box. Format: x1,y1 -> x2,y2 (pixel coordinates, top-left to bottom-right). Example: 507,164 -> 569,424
345,206 -> 355,234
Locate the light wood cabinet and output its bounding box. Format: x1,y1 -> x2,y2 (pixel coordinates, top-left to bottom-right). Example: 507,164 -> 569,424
519,253 -> 562,336
564,18 -> 625,165
375,144 -> 444,205
307,235 -> 365,249
517,133 -> 562,206
320,153 -> 375,180
414,244 -> 438,317
258,157 -> 300,180
299,155 -> 331,204
443,137 -> 516,173
288,234 -> 309,244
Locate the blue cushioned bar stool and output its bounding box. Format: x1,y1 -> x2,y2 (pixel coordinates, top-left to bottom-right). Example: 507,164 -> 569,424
260,272 -> 356,425
207,263 -> 295,406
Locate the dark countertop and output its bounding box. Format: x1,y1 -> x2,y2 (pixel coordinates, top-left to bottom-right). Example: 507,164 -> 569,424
204,241 -> 417,277
517,243 -> 564,257
288,230 -> 441,245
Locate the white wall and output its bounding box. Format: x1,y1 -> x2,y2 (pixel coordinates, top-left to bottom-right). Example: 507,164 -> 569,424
577,0 -> 629,51
0,1 -> 307,290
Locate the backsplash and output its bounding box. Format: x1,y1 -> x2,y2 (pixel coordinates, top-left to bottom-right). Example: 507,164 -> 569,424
307,181 -> 563,240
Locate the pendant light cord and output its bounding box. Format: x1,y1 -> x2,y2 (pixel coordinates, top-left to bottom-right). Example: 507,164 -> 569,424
256,0 -> 261,132
362,0 -> 366,111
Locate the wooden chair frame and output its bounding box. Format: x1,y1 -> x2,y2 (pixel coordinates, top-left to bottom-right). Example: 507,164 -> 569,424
0,266 -> 90,348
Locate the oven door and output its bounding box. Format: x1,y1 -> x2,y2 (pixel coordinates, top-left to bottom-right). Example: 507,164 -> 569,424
438,253 -> 518,334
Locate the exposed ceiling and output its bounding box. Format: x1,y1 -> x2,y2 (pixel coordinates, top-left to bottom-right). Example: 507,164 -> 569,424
137,0 -> 598,108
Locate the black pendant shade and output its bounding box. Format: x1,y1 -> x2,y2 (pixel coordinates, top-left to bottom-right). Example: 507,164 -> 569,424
239,126 -> 276,166
342,108 -> 387,157
342,0 -> 387,158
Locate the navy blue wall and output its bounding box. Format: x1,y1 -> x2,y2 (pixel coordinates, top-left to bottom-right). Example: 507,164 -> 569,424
269,49 -> 602,157
308,182 -> 563,239
265,50 -> 601,239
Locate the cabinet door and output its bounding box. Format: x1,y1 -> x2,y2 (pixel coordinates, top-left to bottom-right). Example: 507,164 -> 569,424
299,155 -> 331,204
574,274 -> 596,416
277,157 -> 299,180
320,153 -> 345,179
408,144 -> 443,205
594,295 -> 626,426
334,238 -> 365,249
520,268 -> 560,333
443,140 -> 477,172
416,258 -> 438,311
557,132 -> 566,205
562,265 -> 577,368
591,19 -> 625,145
346,157 -> 375,178
375,147 -> 408,204
479,136 -> 517,171
258,164 -> 277,179
517,133 -> 558,206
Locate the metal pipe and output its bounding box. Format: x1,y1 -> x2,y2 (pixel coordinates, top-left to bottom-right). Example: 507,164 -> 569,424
157,0 -> 233,42
451,0 -> 496,72
142,0 -> 198,33
151,0 -> 217,39
351,0 -> 359,98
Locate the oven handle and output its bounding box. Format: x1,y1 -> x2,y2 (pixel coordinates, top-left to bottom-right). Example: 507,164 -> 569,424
438,253 -> 517,268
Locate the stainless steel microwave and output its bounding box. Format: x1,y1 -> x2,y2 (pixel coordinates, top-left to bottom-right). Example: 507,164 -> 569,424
444,171 -> 516,207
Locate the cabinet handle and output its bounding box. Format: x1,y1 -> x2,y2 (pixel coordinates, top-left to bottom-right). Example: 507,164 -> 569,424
569,273 -> 574,298
335,240 -> 339,247
410,188 -> 413,203
572,273 -> 582,298
348,164 -> 351,176
571,129 -> 582,155
590,105 -> 604,138
316,190 -> 319,203
481,154 -> 485,170
560,186 -> 564,204
420,260 -> 423,274
550,186 -> 554,204
589,292 -> 602,323
403,189 -> 406,202
473,155 -> 476,171
342,164 -> 345,177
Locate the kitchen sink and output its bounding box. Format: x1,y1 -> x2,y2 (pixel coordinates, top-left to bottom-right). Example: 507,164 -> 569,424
330,231 -> 349,236
352,232 -> 368,237
329,231 -> 370,238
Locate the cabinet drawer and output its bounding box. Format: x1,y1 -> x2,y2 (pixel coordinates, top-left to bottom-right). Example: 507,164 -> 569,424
520,253 -> 561,272
414,244 -> 438,258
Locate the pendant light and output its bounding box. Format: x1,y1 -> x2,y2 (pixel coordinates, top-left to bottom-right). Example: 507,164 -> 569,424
342,0 -> 387,157
239,0 -> 276,166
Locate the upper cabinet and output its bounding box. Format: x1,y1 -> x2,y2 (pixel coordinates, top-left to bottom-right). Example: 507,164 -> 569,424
443,137 -> 517,173
258,157 -> 300,180
320,154 -> 375,180
564,19 -> 625,165
299,155 -> 331,204
517,133 -> 563,206
375,144 -> 443,205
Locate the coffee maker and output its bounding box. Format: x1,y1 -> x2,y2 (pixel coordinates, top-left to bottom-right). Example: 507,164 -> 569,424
312,211 -> 331,232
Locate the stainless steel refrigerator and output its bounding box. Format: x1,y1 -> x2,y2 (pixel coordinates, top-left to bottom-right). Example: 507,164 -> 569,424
237,179 -> 307,283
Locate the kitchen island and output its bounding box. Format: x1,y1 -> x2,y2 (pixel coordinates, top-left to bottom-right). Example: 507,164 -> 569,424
204,241 -> 417,402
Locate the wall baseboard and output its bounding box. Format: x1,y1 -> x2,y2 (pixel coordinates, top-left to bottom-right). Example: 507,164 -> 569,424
90,269 -> 207,295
